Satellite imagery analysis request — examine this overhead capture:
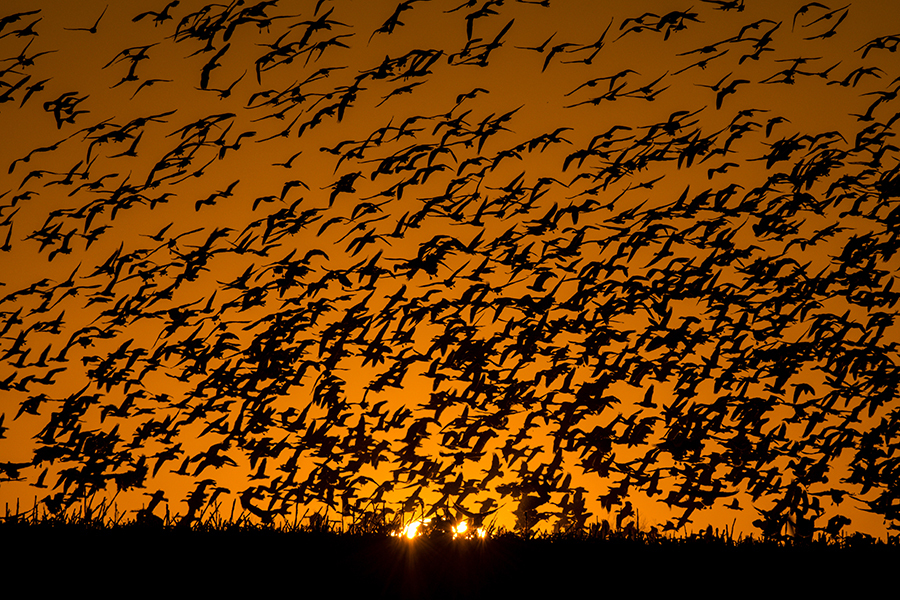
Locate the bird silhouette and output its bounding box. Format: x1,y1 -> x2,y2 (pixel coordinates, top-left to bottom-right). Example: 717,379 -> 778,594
64,5 -> 108,34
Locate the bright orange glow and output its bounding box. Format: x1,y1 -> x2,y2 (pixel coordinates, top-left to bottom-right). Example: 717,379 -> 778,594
453,520 -> 487,539
393,517 -> 432,539
453,520 -> 468,538
389,517 -> 486,539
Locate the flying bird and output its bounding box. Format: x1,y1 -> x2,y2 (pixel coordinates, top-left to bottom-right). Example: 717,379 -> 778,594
64,5 -> 108,34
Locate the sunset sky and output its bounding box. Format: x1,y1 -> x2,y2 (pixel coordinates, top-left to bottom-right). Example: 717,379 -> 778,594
1,0 -> 899,540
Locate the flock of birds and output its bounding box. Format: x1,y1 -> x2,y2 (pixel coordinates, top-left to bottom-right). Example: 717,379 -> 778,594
0,0 -> 899,538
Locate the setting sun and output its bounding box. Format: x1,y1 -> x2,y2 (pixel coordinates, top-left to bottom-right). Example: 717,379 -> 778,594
395,518 -> 432,540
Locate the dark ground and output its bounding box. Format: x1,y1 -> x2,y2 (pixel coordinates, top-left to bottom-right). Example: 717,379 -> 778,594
2,523 -> 896,598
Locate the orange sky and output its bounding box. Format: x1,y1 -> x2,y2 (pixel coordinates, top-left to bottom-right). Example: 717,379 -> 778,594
1,0 -> 899,540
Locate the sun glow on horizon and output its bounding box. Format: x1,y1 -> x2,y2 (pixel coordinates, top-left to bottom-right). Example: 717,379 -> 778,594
452,519 -> 487,539
395,517 -> 431,539
390,518 -> 487,540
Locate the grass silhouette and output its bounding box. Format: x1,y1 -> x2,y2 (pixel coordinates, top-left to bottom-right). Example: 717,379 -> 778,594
3,493 -> 896,599
5,491 -> 895,547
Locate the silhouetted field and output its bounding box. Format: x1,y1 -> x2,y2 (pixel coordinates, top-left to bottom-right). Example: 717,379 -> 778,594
3,502 -> 895,598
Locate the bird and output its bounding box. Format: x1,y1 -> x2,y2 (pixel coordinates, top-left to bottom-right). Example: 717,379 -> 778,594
129,78 -> 172,100
542,42 -> 578,72
199,43 -> 231,90
792,3 -> 823,23
64,5 -> 108,34
715,78 -> 750,109
516,32 -> 556,53
200,70 -> 245,99
132,1 -> 179,26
